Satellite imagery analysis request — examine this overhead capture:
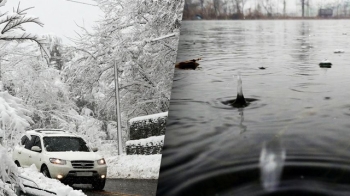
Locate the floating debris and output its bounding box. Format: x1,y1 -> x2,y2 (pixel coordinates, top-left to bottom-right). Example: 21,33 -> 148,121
334,49 -> 345,53
175,58 -> 201,70
319,59 -> 332,68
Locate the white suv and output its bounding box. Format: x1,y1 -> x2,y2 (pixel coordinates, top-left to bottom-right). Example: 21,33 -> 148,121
12,129 -> 107,190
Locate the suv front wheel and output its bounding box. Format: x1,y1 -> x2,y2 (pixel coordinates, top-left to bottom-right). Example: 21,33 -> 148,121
92,178 -> 106,190
41,165 -> 51,178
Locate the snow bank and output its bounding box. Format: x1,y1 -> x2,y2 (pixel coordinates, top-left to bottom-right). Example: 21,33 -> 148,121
126,135 -> 164,155
0,144 -> 22,196
129,112 -> 168,124
0,180 -> 17,196
126,135 -> 164,146
19,165 -> 86,196
106,155 -> 162,179
87,144 -> 162,179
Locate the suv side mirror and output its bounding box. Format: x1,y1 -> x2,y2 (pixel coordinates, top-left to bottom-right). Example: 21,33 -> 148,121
91,147 -> 98,152
31,146 -> 42,152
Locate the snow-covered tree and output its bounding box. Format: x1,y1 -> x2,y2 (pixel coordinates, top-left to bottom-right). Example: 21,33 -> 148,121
0,0 -> 74,130
0,1 -> 44,194
1,40 -> 106,146
0,89 -> 33,147
0,0 -> 52,147
0,2 -> 50,57
60,107 -> 107,147
65,0 -> 184,138
1,42 -> 76,129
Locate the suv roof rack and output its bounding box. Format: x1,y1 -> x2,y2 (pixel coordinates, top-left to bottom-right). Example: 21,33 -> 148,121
28,129 -> 77,137
34,129 -> 65,133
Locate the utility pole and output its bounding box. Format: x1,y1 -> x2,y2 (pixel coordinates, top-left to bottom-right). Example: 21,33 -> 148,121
114,60 -> 123,155
283,0 -> 286,17
0,55 -> 2,82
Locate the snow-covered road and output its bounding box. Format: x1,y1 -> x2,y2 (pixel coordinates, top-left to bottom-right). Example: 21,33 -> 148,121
82,179 -> 157,196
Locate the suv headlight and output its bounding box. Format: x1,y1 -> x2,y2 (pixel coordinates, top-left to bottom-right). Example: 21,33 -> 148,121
49,158 -> 67,165
97,158 -> 106,165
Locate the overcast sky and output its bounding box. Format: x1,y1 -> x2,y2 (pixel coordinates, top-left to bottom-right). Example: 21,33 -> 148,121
3,0 -> 104,45
2,0 -> 342,46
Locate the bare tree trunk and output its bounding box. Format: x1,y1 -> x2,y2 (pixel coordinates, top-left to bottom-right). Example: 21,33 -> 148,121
213,0 -> 220,17
345,3 -> 348,17
241,0 -> 246,19
301,0 -> 305,18
231,0 -> 237,15
200,0 -> 204,13
237,3 -> 241,14
262,0 -> 273,17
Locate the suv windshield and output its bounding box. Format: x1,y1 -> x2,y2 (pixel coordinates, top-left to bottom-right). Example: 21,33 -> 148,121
43,137 -> 90,152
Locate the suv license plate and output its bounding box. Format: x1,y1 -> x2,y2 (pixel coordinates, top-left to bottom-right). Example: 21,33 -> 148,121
76,172 -> 93,176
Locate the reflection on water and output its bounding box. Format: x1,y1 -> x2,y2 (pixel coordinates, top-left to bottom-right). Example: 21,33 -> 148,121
157,20 -> 350,196
238,108 -> 247,134
259,139 -> 286,192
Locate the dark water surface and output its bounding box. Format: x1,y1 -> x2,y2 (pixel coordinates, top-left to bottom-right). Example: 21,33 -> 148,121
157,20 -> 350,196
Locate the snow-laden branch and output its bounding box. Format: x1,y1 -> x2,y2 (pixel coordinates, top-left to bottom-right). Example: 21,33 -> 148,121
0,0 -> 7,7
136,99 -> 163,105
72,46 -> 96,60
0,12 -> 21,25
0,31 -> 49,56
119,81 -> 153,90
0,91 -> 33,146
2,15 -> 43,34
66,0 -> 98,6
149,33 -> 177,42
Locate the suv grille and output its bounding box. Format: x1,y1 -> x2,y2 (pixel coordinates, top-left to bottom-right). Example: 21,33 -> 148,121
71,160 -> 94,169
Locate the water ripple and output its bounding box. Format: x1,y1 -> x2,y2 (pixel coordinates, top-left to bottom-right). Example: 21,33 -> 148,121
158,20 -> 350,196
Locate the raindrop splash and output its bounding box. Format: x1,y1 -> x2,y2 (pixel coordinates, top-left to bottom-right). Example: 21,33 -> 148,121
233,72 -> 247,107
219,72 -> 259,108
